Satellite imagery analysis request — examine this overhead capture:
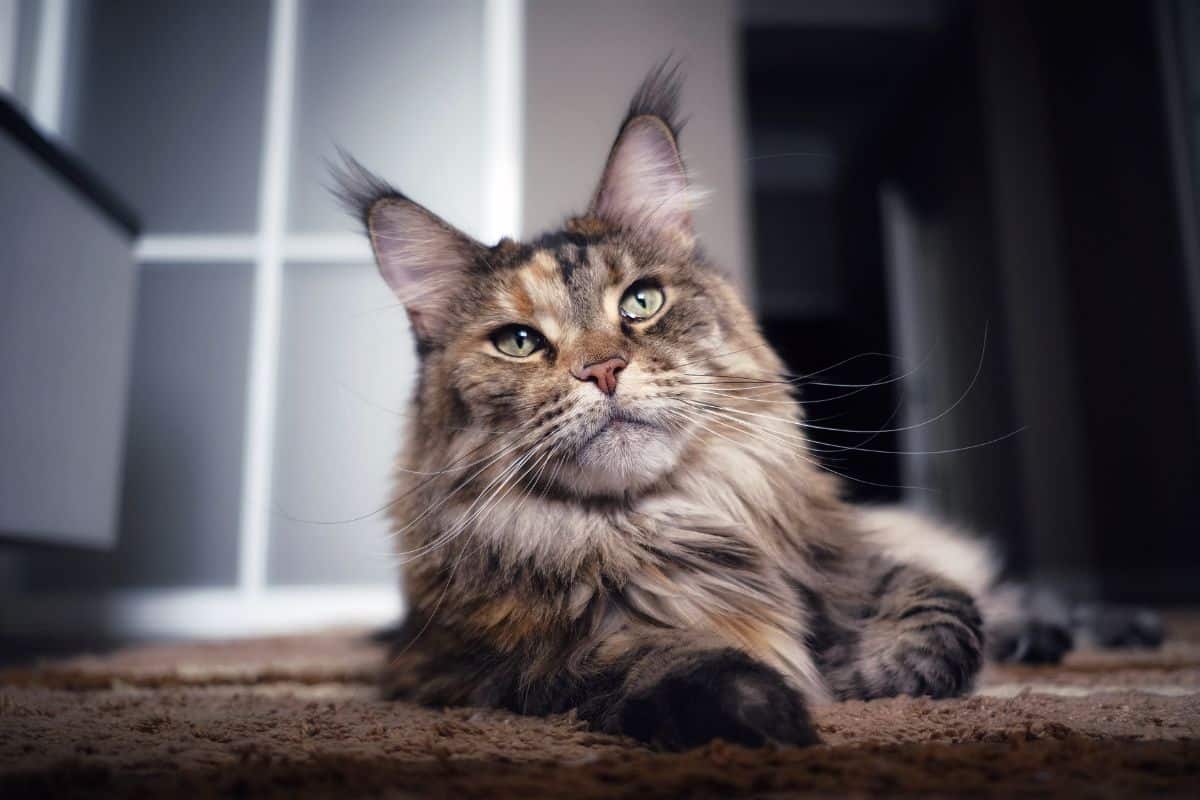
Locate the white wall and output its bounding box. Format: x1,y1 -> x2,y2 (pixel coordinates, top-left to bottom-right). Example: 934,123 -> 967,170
523,0 -> 753,299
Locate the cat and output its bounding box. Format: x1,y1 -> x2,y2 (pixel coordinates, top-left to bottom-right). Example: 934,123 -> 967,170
335,64 -> 1160,751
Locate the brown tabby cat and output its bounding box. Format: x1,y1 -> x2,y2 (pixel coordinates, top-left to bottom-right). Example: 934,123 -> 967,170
334,65 -> 1135,750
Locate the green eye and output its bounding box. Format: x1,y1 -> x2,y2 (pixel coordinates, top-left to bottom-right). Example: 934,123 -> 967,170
491,325 -> 546,358
619,281 -> 665,320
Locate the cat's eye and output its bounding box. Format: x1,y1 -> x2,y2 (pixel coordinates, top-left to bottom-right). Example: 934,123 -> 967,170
619,281 -> 665,321
491,325 -> 546,358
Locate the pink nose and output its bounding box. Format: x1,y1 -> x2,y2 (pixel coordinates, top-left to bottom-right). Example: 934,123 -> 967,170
573,357 -> 628,396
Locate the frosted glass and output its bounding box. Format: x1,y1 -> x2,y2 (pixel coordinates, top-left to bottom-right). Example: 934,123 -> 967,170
289,0 -> 486,238
269,261 -> 415,587
63,0 -> 269,233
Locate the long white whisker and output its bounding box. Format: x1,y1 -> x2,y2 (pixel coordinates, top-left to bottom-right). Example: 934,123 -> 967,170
679,396 -> 1023,459
386,430 -> 549,556
684,325 -> 989,438
668,344 -> 773,370
393,435 -> 557,563
673,405 -> 932,492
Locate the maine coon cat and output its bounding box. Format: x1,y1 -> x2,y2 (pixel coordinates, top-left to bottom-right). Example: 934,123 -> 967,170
335,65 -> 1158,750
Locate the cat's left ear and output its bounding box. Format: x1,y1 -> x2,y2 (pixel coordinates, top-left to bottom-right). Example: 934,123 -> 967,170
589,63 -> 696,245
332,154 -> 487,345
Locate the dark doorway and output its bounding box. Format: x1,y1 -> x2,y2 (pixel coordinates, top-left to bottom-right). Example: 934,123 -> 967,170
741,1 -> 1200,601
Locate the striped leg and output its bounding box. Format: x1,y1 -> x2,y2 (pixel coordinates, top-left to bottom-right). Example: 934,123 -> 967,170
842,562 -> 985,700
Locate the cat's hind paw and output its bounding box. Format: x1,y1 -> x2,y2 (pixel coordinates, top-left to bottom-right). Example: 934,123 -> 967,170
1073,605 -> 1165,649
988,620 -> 1074,664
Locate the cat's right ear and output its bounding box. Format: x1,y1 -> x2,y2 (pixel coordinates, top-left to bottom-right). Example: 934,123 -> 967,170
589,60 -> 698,246
332,155 -> 485,344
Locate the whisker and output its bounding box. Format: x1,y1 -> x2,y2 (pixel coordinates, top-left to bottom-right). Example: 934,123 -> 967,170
791,350 -> 906,381
334,380 -> 528,436
461,442 -> 560,562
674,405 -> 933,492
676,348 -> 910,383
678,396 -> 1022,459
392,435 -> 556,562
274,433 -> 526,527
392,429 -> 565,657
685,324 -> 990,437
668,343 -> 772,370
685,353 -> 930,405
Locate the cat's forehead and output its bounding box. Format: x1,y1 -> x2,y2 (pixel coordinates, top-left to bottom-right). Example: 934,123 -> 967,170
492,239 -> 636,327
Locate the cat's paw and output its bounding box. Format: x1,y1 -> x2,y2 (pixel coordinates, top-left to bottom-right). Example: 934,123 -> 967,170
1073,605 -> 1165,649
860,589 -> 984,699
880,625 -> 983,698
988,620 -> 1074,664
612,651 -> 817,751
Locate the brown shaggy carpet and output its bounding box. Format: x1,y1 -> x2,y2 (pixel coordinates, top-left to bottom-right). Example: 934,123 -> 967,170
2,615 -> 1198,798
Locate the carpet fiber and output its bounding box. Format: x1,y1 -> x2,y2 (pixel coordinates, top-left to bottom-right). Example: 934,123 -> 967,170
2,616 -> 1199,798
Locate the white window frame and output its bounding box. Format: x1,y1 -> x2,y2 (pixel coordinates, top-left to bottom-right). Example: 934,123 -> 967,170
11,0 -> 524,638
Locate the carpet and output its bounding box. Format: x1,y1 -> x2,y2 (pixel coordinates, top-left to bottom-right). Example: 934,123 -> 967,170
2,615 -> 1198,798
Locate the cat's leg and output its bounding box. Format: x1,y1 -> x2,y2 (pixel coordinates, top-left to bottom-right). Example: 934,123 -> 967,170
862,508 -> 1168,659
385,615 -> 816,751
577,636 -> 818,751
826,558 -> 985,700
858,506 -> 1079,665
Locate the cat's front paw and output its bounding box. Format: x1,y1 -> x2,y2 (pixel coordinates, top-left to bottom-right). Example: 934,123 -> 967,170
860,588 -> 984,699
611,650 -> 817,751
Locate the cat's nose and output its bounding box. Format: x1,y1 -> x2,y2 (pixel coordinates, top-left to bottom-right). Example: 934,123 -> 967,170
572,357 -> 628,396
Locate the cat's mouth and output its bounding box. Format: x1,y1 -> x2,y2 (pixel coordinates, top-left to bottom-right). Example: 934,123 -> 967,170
581,407 -> 659,448
561,402 -> 686,495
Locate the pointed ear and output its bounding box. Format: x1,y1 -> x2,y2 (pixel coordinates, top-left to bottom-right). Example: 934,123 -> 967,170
332,156 -> 485,344
590,62 -> 698,244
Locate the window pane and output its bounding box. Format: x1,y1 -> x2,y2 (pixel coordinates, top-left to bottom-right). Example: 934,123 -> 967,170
289,0 -> 485,237
62,0 -> 270,233
8,0 -> 42,111
269,261 -> 413,587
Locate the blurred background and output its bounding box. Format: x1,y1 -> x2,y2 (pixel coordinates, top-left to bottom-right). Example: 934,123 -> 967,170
1,0 -> 1197,660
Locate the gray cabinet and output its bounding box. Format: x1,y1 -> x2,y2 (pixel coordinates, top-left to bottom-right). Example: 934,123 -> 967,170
0,102 -> 137,548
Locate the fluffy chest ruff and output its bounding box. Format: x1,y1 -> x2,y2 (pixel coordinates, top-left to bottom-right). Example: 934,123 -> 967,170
394,444 -> 847,705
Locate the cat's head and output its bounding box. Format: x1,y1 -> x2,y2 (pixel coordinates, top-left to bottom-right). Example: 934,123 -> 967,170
338,64 -> 784,499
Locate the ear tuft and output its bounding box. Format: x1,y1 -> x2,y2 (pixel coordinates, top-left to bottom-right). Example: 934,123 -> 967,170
589,59 -> 700,244
330,153 -> 485,345
623,58 -> 685,141
329,150 -> 404,232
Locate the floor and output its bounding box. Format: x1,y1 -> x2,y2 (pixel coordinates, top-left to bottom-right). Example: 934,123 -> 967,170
1,617 -> 1198,798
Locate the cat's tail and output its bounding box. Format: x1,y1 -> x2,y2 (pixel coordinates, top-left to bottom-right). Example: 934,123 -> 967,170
858,505 -> 1165,664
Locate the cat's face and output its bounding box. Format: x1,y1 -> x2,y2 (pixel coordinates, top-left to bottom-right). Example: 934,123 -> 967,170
421,231 -> 754,496
339,65 -> 777,498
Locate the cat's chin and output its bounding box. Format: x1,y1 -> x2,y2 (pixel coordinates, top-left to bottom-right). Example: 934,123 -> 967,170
562,420 -> 683,497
